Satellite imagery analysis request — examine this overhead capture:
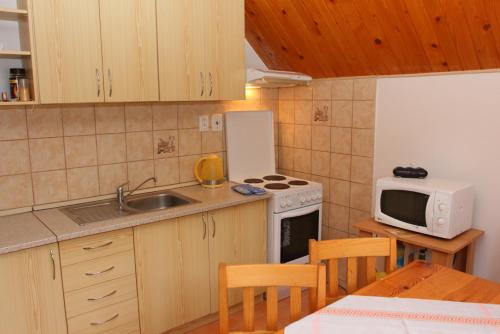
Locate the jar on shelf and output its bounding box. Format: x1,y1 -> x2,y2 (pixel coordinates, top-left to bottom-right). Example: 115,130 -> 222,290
9,68 -> 26,101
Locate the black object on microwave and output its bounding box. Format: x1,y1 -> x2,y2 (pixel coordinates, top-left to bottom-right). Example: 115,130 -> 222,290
393,166 -> 428,178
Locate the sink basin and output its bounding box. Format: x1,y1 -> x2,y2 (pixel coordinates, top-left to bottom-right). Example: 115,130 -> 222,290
60,190 -> 198,225
123,191 -> 197,212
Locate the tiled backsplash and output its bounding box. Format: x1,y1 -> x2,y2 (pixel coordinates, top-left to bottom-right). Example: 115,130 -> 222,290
277,78 -> 377,239
0,95 -> 278,214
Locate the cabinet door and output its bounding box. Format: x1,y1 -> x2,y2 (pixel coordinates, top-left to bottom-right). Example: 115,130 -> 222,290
0,244 -> 67,334
216,0 -> 245,100
99,0 -> 159,102
208,206 -> 241,311
32,0 -> 104,103
238,200 -> 268,265
203,0 -> 218,101
156,0 -> 189,101
134,215 -> 210,334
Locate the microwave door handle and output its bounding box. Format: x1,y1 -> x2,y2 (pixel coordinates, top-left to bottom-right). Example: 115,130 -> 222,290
278,204 -> 322,220
426,192 -> 436,232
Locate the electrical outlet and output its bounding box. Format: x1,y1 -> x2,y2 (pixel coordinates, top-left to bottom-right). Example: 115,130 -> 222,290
211,113 -> 223,131
199,115 -> 209,132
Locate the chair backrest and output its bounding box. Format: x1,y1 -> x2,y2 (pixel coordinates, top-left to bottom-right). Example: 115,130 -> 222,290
218,263 -> 326,334
309,237 -> 396,299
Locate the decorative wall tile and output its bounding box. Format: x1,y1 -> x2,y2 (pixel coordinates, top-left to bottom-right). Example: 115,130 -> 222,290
0,140 -> 30,176
95,104 -> 125,134
65,135 -> 98,168
98,163 -> 128,195
312,100 -> 331,125
62,105 -> 95,136
154,130 -> 178,158
125,104 -> 153,132
32,170 -> 68,204
27,107 -> 63,138
126,132 -> 153,161
97,134 -> 127,165
0,107 -> 27,140
67,166 -> 99,199
29,137 -> 66,172
153,104 -> 178,130
0,174 -> 33,210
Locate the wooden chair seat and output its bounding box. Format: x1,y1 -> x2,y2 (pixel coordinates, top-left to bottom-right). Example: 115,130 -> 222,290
218,263 -> 326,334
309,237 -> 396,304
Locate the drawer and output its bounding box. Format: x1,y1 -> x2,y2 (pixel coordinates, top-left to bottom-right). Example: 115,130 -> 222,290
65,275 -> 138,318
67,298 -> 140,334
60,229 -> 134,267
62,250 -> 136,292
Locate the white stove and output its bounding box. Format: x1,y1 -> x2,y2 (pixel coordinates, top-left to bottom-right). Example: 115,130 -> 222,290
225,111 -> 323,276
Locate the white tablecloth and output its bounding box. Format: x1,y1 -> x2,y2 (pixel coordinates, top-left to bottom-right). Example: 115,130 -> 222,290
285,296 -> 500,334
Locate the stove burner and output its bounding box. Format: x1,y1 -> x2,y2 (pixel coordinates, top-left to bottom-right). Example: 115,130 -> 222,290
289,180 -> 309,186
264,183 -> 290,190
244,178 -> 264,184
263,175 -> 286,181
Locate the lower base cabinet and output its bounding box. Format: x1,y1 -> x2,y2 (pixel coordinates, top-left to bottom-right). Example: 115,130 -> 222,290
134,200 -> 267,333
0,243 -> 68,334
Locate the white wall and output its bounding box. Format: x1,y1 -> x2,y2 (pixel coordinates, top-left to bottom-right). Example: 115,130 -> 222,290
374,71 -> 500,282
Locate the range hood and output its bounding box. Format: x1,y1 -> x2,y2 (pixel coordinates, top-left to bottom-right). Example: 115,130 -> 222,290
246,69 -> 312,88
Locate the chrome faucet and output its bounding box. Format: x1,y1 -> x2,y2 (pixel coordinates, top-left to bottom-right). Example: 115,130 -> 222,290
117,177 -> 157,209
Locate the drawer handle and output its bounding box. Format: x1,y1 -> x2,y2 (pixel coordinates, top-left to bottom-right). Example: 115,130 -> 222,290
82,241 -> 113,251
90,313 -> 119,326
85,265 -> 115,276
87,289 -> 117,301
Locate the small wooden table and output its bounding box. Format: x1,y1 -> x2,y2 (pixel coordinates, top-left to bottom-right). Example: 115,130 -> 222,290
355,261 -> 500,304
354,219 -> 484,273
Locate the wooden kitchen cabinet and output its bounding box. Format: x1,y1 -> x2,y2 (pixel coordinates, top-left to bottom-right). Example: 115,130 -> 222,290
0,243 -> 68,334
157,0 -> 245,102
32,0 -> 104,104
134,214 -> 211,334
133,200 -> 267,332
99,0 -> 159,102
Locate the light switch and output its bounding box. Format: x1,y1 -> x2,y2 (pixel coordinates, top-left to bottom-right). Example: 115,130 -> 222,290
199,115 -> 209,132
211,114 -> 223,131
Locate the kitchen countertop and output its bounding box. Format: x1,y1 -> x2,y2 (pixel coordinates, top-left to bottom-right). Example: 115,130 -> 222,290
35,182 -> 271,241
0,212 -> 57,255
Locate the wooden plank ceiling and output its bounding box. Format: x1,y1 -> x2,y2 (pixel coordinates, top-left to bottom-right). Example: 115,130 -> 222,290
245,0 -> 500,78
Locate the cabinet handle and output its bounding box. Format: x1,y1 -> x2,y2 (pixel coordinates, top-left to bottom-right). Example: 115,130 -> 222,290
85,265 -> 115,276
83,241 -> 113,251
209,72 -> 213,97
200,72 -> 205,96
211,214 -> 216,238
202,214 -> 207,240
90,313 -> 119,326
96,69 -> 101,97
50,249 -> 56,281
87,290 -> 117,301
108,68 -> 112,97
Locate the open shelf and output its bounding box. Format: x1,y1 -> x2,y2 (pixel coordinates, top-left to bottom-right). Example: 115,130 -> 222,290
0,50 -> 31,58
0,7 -> 28,20
0,101 -> 36,106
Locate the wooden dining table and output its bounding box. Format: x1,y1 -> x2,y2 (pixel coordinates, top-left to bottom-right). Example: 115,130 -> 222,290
354,260 -> 500,303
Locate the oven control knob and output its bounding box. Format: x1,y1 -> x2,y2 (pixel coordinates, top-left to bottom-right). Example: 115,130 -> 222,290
300,197 -> 306,203
438,203 -> 447,211
280,201 -> 287,208
286,199 -> 293,206
306,195 -> 312,202
436,218 -> 446,225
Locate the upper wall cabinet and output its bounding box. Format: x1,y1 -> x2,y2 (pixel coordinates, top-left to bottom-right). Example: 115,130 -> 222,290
99,0 -> 159,102
33,0 -> 104,104
33,0 -> 158,104
157,0 -> 245,102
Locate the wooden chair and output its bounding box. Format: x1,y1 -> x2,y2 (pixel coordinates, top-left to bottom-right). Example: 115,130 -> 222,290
309,237 -> 397,304
218,263 -> 326,334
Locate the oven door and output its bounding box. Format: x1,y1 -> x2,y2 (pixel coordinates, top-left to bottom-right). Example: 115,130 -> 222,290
270,203 -> 322,264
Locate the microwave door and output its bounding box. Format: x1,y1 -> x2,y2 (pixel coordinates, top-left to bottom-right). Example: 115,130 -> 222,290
379,190 -> 433,231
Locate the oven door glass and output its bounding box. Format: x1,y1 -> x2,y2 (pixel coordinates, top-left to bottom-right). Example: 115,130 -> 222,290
280,210 -> 319,263
380,190 -> 429,227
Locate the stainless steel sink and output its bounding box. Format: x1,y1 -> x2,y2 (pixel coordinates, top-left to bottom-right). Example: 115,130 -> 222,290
122,191 -> 197,212
60,190 -> 198,225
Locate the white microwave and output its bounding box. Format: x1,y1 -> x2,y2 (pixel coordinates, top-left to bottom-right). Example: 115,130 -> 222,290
375,177 -> 474,239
